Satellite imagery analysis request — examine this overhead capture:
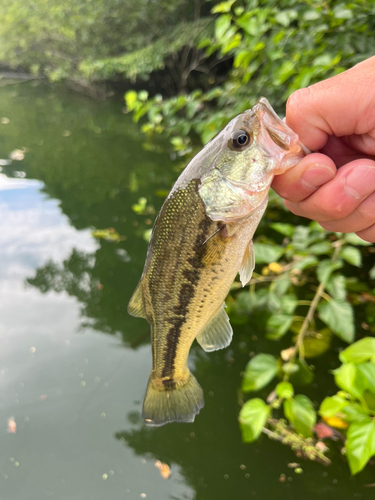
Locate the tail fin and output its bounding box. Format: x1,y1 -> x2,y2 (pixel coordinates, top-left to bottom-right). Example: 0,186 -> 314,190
142,373 -> 204,427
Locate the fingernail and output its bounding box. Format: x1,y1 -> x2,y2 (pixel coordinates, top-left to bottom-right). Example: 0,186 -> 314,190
301,164 -> 335,189
345,165 -> 375,199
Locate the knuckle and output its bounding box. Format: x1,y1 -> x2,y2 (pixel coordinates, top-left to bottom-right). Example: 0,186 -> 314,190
327,204 -> 348,219
357,193 -> 375,221
286,88 -> 311,118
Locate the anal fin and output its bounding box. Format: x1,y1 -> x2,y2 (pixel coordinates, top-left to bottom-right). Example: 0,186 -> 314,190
239,240 -> 255,287
128,281 -> 146,318
196,304 -> 233,352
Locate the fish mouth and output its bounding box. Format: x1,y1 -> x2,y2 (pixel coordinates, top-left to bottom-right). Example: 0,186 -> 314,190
252,97 -> 308,174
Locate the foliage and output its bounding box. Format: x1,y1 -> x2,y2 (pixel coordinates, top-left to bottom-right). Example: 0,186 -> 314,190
235,220 -> 375,474
0,0 -> 215,92
126,0 -> 375,149
80,18 -> 213,89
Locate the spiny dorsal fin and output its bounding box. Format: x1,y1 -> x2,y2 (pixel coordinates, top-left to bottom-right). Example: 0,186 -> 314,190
239,240 -> 255,287
128,281 -> 146,318
196,304 -> 233,352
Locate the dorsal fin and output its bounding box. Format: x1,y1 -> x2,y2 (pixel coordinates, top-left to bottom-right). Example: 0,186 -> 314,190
128,281 -> 146,318
196,304 -> 233,352
239,240 -> 255,287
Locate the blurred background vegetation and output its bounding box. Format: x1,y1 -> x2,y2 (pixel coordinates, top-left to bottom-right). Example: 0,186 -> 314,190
1,0 -> 375,476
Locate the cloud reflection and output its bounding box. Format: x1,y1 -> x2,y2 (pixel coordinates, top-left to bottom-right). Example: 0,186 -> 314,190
0,176 -> 98,280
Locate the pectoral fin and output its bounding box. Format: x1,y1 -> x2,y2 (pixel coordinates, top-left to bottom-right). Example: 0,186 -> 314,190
196,305 -> 233,352
128,281 -> 146,318
239,240 -> 255,287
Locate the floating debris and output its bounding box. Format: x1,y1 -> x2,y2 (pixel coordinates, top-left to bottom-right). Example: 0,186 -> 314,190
116,248 -> 130,262
92,228 -> 125,243
132,197 -> 155,215
7,417 -> 16,434
0,159 -> 12,166
287,463 -> 300,469
1,117 -> 10,124
62,130 -> 71,137
155,460 -> 171,479
9,149 -> 25,161
39,394 -> 47,401
14,171 -> 26,178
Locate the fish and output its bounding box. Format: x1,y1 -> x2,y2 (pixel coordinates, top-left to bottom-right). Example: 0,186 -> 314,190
128,97 -> 307,427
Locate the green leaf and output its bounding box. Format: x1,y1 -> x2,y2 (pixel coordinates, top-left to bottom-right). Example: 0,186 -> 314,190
266,314 -> 293,340
363,391 -> 375,411
276,381 -> 294,399
346,420 -> 375,475
334,6 -> 353,20
269,222 -> 294,237
274,10 -> 297,27
239,398 -> 270,443
339,337 -> 375,364
211,0 -> 236,14
125,90 -> 138,109
333,363 -> 368,399
279,294 -> 298,314
253,243 -> 284,264
282,362 -> 299,374
303,10 -> 320,21
291,256 -> 318,271
319,395 -> 347,418
318,299 -> 355,343
284,395 -> 316,437
317,259 -> 343,285
344,233 -> 372,246
357,363 -> 375,393
370,265 -> 375,280
288,361 -> 314,387
291,226 -> 311,250
303,328 -> 332,358
342,403 -> 372,423
273,277 -> 291,297
215,14 -> 231,40
340,246 -> 362,267
308,242 -> 332,255
242,354 -> 278,392
326,274 -> 347,301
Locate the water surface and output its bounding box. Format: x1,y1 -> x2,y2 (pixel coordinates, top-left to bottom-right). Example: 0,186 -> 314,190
0,82 -> 373,500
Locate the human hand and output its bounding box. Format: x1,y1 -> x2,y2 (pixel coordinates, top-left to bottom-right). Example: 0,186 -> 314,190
271,56 -> 375,243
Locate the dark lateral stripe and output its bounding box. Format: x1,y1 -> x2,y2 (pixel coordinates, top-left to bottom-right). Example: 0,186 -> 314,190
161,185 -> 212,383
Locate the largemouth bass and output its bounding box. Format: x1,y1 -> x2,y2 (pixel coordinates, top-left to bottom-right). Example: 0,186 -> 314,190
128,98 -> 306,426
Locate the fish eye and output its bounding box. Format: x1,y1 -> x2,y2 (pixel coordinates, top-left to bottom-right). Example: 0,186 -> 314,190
229,130 -> 252,151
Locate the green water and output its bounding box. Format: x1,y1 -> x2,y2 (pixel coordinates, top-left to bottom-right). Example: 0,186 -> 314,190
0,82 -> 373,500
